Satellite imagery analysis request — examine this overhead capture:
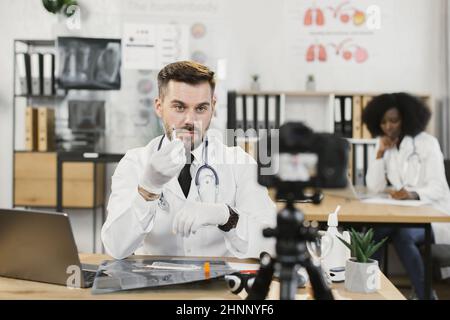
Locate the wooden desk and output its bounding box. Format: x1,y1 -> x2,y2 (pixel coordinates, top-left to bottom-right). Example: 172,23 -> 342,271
0,254 -> 404,300
277,195 -> 450,300
279,195 -> 450,223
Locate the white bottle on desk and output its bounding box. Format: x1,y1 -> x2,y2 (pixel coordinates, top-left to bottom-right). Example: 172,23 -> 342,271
321,206 -> 351,282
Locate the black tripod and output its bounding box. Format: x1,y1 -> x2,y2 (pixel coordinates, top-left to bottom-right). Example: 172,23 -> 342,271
246,194 -> 334,300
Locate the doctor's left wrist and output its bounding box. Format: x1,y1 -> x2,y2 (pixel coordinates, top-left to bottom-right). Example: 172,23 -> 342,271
218,205 -> 239,232
409,191 -> 420,200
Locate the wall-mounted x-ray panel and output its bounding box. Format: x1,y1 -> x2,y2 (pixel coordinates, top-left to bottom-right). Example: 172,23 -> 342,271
57,37 -> 121,90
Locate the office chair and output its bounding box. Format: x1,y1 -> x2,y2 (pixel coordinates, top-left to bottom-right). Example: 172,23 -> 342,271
409,159 -> 450,283
381,160 -> 450,278
429,159 -> 450,280
430,245 -> 450,279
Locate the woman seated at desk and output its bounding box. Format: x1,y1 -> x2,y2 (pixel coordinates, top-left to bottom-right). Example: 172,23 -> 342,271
362,92 -> 450,300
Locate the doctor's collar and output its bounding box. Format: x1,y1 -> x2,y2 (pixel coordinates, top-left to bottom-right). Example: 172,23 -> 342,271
398,135 -> 416,149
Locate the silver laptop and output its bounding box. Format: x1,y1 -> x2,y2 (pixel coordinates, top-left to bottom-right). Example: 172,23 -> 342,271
0,208 -> 97,288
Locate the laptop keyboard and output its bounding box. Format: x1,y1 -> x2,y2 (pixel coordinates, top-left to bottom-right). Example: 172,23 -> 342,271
82,270 -> 97,287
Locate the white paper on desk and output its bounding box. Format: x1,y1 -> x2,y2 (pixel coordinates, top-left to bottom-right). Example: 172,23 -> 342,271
227,262 -> 260,272
361,197 -> 430,207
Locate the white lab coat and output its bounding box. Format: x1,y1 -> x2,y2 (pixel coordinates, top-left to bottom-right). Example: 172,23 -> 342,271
366,132 -> 450,247
101,134 -> 276,260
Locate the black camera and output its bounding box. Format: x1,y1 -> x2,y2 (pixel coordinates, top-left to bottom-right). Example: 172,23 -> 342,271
247,122 -> 348,300
258,122 -> 350,201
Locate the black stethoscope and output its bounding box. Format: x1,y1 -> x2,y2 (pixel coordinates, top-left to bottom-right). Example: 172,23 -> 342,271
157,134 -> 219,210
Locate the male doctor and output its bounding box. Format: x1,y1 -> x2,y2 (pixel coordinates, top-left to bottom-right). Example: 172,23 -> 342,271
102,61 -> 276,259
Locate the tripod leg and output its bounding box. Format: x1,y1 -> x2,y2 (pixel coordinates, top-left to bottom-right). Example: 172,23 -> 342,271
304,259 -> 334,300
246,253 -> 274,300
279,263 -> 299,300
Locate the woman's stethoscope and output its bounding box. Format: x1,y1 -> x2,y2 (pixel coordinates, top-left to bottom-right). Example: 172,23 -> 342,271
157,134 -> 220,211
398,137 -> 422,188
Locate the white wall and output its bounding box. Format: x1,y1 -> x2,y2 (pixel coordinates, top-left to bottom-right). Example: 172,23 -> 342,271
0,0 -> 445,254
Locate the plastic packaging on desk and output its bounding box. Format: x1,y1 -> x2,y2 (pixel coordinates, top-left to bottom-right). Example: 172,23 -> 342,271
91,258 -> 237,294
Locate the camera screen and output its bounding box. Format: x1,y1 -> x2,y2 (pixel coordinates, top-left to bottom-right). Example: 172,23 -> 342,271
275,153 -> 318,182
257,122 -> 350,193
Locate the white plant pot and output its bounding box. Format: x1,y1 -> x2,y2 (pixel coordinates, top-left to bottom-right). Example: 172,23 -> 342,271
344,258 -> 380,293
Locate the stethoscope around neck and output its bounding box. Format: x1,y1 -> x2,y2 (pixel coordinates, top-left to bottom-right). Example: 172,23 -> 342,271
156,134 -> 219,211
398,137 -> 422,188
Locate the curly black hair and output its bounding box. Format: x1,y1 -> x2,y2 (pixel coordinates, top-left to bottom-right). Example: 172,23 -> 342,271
361,92 -> 431,138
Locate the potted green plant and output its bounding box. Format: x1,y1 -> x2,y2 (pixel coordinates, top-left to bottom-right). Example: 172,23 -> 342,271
337,228 -> 388,293
42,0 -> 78,17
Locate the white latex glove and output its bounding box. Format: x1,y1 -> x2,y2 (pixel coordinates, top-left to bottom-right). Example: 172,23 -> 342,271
172,200 -> 230,237
139,137 -> 186,194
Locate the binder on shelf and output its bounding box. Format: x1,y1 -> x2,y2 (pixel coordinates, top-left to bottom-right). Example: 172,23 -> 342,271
268,96 -> 277,131
343,96 -> 353,138
30,53 -> 43,96
361,95 -> 373,139
245,137 -> 258,160
348,144 -> 354,184
43,53 -> 55,96
25,107 -> 38,151
16,53 -> 31,95
245,95 -> 255,131
235,135 -> 258,159
365,143 -> 377,183
37,107 -> 55,151
354,144 -> 365,186
257,96 -> 266,130
352,95 -> 362,139
235,96 -> 244,130
334,97 -> 343,136
227,91 -> 236,130
236,137 -> 246,153
275,95 -> 281,128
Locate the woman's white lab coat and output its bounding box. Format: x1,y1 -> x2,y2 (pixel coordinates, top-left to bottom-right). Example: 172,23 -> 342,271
101,134 -> 276,260
366,132 -> 450,246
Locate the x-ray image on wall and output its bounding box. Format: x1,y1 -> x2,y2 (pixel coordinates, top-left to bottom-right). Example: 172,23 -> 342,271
68,100 -> 105,132
57,37 -> 121,90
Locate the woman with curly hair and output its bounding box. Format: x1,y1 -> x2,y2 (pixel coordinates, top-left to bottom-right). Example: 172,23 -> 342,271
362,92 -> 450,299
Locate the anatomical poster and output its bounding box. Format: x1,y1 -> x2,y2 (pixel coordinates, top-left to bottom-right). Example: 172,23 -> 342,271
284,0 -> 393,66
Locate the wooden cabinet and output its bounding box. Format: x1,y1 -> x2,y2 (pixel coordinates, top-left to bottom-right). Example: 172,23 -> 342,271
14,152 -> 105,208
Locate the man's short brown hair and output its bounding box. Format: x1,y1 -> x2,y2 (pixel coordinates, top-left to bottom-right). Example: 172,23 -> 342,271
157,61 -> 215,99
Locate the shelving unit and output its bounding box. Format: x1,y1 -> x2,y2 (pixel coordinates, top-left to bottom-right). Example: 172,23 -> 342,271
12,39 -> 106,209
12,39 -> 118,253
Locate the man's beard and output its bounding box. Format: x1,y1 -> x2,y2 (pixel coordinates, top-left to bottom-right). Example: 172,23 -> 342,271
164,122 -> 208,151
